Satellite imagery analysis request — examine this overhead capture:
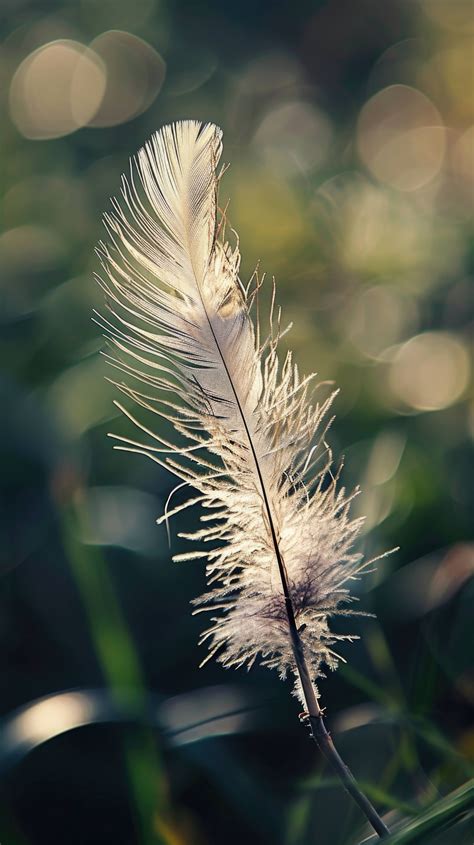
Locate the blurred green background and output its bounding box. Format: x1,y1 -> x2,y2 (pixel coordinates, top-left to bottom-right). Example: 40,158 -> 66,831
0,1 -> 473,843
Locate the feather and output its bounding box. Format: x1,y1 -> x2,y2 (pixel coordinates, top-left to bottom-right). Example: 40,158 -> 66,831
96,120 -> 382,702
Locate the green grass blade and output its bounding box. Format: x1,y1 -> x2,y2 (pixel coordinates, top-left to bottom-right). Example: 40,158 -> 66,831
59,499 -> 170,845
382,780 -> 474,844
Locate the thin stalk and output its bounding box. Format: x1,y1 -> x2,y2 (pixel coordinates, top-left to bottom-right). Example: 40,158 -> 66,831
287,601 -> 391,839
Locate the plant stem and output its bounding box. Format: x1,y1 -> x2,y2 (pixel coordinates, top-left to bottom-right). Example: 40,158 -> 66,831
309,711 -> 390,839
287,600 -> 390,839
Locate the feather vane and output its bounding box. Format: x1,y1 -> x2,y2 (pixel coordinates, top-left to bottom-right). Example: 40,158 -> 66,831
97,120 -> 376,700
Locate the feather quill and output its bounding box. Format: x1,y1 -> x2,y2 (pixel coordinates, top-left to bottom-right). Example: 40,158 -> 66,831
96,120 -> 379,702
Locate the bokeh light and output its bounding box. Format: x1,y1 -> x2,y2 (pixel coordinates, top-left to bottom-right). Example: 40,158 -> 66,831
357,84 -> 446,191
8,31 -> 165,139
47,355 -> 117,437
85,30 -> 165,127
81,485 -> 162,555
365,430 -> 406,486
343,286 -> 419,360
316,174 -> 444,282
5,693 -> 95,749
9,40 -> 106,139
388,331 -> 470,411
253,100 -> 332,175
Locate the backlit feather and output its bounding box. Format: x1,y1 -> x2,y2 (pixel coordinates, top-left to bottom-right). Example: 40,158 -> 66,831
96,120 -> 381,700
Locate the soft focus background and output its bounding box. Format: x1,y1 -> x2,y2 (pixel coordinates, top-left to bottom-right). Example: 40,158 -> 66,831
1,1 -> 473,843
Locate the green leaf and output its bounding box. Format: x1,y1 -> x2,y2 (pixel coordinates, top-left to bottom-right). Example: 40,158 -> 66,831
380,781 -> 474,844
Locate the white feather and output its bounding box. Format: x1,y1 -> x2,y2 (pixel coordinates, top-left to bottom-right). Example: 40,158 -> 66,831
97,120 -> 379,700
